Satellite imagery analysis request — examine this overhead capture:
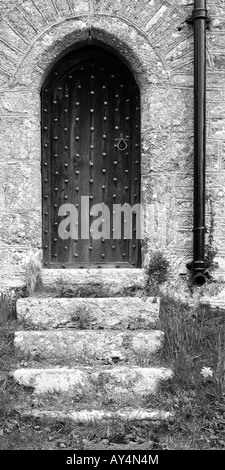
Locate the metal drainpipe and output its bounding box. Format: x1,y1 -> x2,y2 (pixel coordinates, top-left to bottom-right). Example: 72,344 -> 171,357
192,0 -> 209,286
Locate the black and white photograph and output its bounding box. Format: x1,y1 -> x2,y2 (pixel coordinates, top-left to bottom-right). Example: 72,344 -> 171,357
0,0 -> 224,464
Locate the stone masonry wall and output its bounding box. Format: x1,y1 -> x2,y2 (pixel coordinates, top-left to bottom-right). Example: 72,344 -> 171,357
0,0 -> 225,289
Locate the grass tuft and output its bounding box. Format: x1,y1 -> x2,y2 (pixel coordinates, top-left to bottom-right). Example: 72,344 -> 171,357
159,295 -> 225,396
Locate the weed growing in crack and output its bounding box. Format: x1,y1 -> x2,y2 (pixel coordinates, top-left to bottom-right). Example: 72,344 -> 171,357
25,258 -> 42,295
145,252 -> 170,295
0,291 -> 14,324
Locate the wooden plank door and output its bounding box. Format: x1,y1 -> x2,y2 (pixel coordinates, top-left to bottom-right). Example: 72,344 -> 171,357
42,47 -> 141,268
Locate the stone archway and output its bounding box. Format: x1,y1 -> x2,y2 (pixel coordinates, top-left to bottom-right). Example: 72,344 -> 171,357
0,0 -> 196,283
5,13 -> 167,270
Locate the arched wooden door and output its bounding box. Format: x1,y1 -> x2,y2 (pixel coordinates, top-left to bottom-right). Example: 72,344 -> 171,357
42,46 -> 141,268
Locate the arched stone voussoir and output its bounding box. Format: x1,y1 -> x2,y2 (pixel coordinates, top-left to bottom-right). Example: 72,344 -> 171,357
11,14 -> 170,90
11,17 -> 90,89
89,15 -> 170,88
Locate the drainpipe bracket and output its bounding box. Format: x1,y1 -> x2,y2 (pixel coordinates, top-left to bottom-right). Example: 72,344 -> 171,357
186,261 -> 205,272
186,10 -> 210,25
193,260 -> 205,271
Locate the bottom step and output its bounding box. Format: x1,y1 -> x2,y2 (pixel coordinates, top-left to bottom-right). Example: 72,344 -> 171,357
18,408 -> 173,423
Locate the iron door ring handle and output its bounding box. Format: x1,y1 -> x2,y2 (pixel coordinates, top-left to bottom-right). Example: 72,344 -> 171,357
116,139 -> 128,151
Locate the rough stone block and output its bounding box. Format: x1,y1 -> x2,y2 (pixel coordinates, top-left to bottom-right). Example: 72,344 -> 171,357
209,30 -> 225,51
20,0 -> 47,30
14,330 -> 164,364
0,209 -> 41,246
0,116 -> 40,161
54,0 -> 71,17
212,53 -> 225,71
146,5 -> 168,31
70,0 -> 89,13
210,118 -> 225,140
206,140 -> 219,171
211,14 -> 225,31
220,141 -> 225,170
3,163 -> 41,212
0,0 -> 19,17
16,296 -> 159,329
20,408 -> 173,423
0,91 -> 39,115
40,268 -> 148,296
0,54 -> 15,75
207,89 -> 223,101
0,19 -> 27,53
32,0 -> 58,23
13,366 -> 173,398
7,8 -> 37,42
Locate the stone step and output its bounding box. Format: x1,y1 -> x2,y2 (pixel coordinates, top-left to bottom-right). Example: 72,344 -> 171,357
12,366 -> 173,402
14,330 -> 164,365
39,268 -> 147,296
17,408 -> 173,423
200,294 -> 225,310
16,297 -> 159,330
